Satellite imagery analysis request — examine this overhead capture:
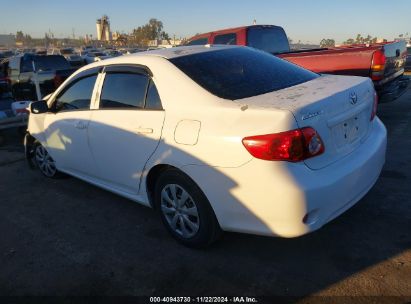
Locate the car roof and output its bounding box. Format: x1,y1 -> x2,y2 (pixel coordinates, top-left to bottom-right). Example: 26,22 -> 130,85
187,24 -> 284,42
132,45 -> 239,60
73,45 -> 242,76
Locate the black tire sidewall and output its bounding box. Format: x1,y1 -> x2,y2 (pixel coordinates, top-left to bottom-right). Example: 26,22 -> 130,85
154,169 -> 220,248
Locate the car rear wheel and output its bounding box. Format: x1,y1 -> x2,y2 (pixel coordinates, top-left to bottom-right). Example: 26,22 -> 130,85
34,143 -> 59,178
154,169 -> 221,248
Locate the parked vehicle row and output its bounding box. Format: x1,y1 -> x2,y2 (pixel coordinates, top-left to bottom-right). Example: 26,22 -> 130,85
82,51 -> 112,64
0,44 -> 179,101
50,48 -> 85,68
25,45 -> 386,248
187,25 -> 410,102
0,77 -> 29,145
4,54 -> 76,100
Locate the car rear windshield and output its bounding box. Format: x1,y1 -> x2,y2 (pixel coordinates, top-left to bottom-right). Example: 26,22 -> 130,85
34,55 -> 71,71
169,47 -> 318,100
247,26 -> 290,54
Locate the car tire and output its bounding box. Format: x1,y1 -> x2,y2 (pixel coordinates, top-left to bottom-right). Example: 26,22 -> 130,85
33,142 -> 63,178
154,169 -> 221,248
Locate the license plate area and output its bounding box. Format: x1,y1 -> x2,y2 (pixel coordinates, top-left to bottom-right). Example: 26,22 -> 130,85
332,111 -> 367,148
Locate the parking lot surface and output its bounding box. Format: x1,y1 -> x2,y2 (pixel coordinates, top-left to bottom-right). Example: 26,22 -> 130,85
0,89 -> 410,301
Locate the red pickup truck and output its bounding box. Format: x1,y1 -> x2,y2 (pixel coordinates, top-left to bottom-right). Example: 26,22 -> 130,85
187,25 -> 409,102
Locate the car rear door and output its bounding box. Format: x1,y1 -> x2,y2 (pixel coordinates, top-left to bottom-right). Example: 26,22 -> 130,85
88,65 -> 165,194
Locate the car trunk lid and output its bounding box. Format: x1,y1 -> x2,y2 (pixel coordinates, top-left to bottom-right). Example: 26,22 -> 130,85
238,75 -> 375,169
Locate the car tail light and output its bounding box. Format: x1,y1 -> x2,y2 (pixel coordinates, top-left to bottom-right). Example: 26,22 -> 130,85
53,75 -> 64,88
242,127 -> 325,162
371,50 -> 386,81
370,91 -> 378,121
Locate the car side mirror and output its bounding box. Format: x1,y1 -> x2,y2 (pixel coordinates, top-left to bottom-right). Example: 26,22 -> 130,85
30,100 -> 48,114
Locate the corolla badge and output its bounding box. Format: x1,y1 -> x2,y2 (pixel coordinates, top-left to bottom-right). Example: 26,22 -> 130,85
349,92 -> 358,105
302,110 -> 324,121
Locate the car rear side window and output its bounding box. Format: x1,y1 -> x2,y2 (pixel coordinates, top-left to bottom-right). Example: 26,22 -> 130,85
54,75 -> 97,111
145,80 -> 163,110
214,33 -> 237,45
186,38 -> 208,45
170,47 -> 318,100
100,73 -> 149,109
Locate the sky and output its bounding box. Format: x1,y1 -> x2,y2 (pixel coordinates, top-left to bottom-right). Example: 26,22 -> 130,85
1,0 -> 410,44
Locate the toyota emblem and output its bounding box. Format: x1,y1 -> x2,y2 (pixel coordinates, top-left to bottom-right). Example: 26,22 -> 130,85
349,92 -> 358,105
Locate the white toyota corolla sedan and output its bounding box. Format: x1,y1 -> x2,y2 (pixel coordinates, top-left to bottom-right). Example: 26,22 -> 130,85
25,45 -> 387,247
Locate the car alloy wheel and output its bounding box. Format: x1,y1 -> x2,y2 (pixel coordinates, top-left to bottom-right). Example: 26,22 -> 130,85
155,169 -> 221,248
160,184 -> 200,239
35,144 -> 57,177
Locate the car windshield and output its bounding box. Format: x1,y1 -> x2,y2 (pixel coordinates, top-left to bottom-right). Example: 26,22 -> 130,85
34,55 -> 71,71
247,26 -> 290,54
93,52 -> 106,56
170,47 -> 318,100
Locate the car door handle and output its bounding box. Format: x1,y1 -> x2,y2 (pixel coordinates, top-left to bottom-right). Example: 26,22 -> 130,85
74,121 -> 88,130
135,127 -> 153,134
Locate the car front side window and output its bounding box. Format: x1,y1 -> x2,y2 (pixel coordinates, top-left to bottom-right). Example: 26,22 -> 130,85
53,74 -> 97,112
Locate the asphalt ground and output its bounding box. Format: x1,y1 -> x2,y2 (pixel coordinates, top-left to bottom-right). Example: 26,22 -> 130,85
0,88 -> 410,303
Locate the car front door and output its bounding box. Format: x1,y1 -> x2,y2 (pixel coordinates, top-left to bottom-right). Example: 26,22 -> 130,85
43,69 -> 100,177
88,65 -> 165,194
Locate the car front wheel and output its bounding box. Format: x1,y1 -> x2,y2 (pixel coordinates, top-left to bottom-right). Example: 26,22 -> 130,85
154,169 -> 221,248
34,143 -> 59,178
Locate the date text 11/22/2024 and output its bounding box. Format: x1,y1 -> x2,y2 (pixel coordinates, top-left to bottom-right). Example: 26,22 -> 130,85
149,297 -> 258,303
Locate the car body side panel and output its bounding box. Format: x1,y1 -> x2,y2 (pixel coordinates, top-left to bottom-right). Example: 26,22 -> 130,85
43,110 -> 97,176
87,109 -> 166,194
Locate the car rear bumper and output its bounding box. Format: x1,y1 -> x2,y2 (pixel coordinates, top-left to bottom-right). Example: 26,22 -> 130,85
182,118 -> 387,237
376,75 -> 410,103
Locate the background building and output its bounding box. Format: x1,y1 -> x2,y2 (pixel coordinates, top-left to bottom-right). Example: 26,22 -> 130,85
96,15 -> 112,41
